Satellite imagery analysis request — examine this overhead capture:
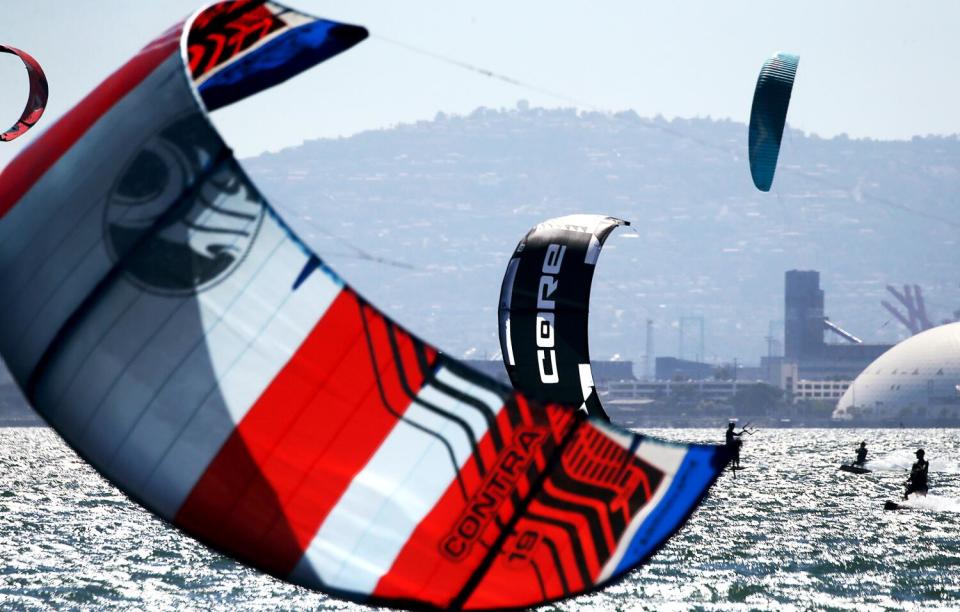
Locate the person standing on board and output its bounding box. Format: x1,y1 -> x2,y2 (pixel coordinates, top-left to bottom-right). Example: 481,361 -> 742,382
903,449 -> 929,500
853,441 -> 868,467
725,422 -> 744,468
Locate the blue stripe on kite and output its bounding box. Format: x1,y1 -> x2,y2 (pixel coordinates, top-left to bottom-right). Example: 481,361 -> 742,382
292,255 -> 321,290
612,444 -> 725,576
198,19 -> 368,112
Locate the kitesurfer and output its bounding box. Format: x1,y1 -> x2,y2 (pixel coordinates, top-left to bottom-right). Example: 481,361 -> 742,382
903,449 -> 929,500
853,441 -> 868,467
725,422 -> 744,468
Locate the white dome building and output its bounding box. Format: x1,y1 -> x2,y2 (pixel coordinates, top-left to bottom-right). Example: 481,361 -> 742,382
833,322 -> 960,423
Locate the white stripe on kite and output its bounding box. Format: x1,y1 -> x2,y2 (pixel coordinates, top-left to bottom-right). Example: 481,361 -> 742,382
292,366 -> 500,593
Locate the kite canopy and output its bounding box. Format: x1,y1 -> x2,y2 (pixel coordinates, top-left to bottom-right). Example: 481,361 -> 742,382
748,52 -> 799,192
0,45 -> 48,142
499,215 -> 628,422
0,2 -> 727,609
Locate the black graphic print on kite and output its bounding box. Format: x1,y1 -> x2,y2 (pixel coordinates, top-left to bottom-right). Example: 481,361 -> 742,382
104,114 -> 265,295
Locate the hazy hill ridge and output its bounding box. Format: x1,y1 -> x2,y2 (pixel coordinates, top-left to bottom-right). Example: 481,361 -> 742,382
242,106 -> 959,367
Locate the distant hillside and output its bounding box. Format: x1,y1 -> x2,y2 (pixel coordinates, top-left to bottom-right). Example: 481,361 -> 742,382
241,106 -> 959,366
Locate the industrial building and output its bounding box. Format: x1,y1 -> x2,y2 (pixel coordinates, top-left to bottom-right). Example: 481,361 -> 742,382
791,379 -> 850,403
782,270 -> 892,380
664,270 -> 890,398
604,379 -> 752,403
833,322 -> 960,423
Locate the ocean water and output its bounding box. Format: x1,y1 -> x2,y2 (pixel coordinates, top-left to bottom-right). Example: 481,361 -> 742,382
1,427 -> 958,611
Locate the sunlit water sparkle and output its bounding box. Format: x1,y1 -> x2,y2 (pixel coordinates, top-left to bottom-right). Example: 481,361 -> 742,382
1,427 -> 958,610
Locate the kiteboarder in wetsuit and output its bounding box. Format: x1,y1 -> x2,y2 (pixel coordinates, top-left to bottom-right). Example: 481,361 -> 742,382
853,441 -> 868,467
903,449 -> 929,500
725,422 -> 744,468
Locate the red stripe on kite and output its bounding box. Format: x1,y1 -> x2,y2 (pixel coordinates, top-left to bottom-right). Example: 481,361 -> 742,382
175,289 -> 437,576
373,403 -> 515,606
374,400 -> 578,608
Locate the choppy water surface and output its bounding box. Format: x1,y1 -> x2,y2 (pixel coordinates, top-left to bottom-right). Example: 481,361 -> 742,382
1,427 -> 959,610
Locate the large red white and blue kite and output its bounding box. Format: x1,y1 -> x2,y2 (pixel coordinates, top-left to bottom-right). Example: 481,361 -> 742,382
0,2 -> 727,608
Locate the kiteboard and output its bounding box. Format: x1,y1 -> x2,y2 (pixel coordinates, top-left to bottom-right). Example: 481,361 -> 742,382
730,466 -> 747,471
839,464 -> 871,474
885,493 -> 929,510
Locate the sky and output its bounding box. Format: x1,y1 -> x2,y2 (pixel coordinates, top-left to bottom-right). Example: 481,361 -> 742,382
1,0 -> 959,170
